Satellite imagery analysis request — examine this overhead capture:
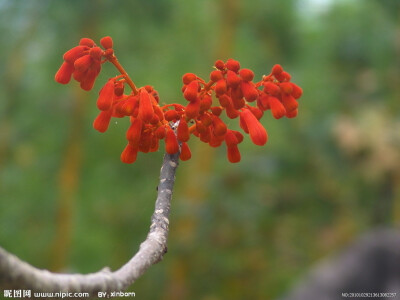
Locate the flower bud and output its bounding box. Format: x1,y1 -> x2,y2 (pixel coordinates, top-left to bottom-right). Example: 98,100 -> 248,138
232,97 -> 245,110
199,127 -> 211,143
89,47 -> 103,60
138,90 -> 154,122
225,102 -> 240,119
177,118 -> 190,142
240,109 -> 267,146
97,79 -> 115,111
215,79 -> 227,96
263,82 -> 280,96
185,98 -> 200,119
121,143 -> 138,164
212,115 -> 227,137
55,62 -> 74,84
195,121 -> 207,134
114,81 -> 124,96
257,93 -> 270,110
209,131 -> 225,147
214,60 -> 225,70
200,94 -> 212,112
164,110 -> 179,121
180,142 -> 191,161
79,38 -> 95,47
239,68 -> 254,81
240,81 -> 258,101
281,93 -> 298,112
227,145 -> 241,163
93,110 -> 112,132
247,106 -> 264,120
268,97 -> 286,119
153,105 -> 164,121
74,55 -> 92,72
210,106 -> 223,116
210,70 -> 223,82
165,128 -> 179,154
232,130 -> 244,143
225,59 -> 240,73
183,80 -> 199,102
80,65 -> 101,91
279,82 -> 293,94
119,96 -> 138,116
226,70 -> 241,87
182,73 -> 197,85
290,83 -> 303,99
218,94 -> 231,107
271,64 -> 283,75
63,46 -> 88,63
100,36 -> 113,49
275,71 -> 291,82
286,109 -> 298,118
225,130 -> 239,148
155,126 -> 166,139
149,137 -> 160,153
126,118 -> 143,146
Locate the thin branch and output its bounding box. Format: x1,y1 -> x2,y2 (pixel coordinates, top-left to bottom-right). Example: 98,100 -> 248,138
0,151 -> 180,297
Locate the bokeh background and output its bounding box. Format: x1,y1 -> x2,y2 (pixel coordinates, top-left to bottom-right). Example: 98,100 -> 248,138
1,0 -> 400,299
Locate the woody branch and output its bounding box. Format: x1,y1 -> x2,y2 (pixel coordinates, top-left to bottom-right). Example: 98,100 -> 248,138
0,151 -> 180,296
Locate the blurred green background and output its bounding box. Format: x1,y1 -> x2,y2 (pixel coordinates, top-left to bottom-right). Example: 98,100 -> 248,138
1,0 -> 400,299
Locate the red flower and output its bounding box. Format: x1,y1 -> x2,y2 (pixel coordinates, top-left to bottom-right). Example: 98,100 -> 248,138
271,64 -> 283,75
121,143 -> 138,164
177,118 -> 190,142
215,79 -> 227,95
263,82 -> 280,96
182,73 -> 197,85
227,145 -> 241,163
268,97 -> 286,119
225,70 -> 240,88
185,97 -> 201,119
54,62 -> 75,84
63,45 -> 88,63
93,110 -> 112,133
100,36 -> 113,49
240,109 -> 268,146
281,93 -> 298,112
180,142 -> 191,161
239,69 -> 254,82
126,118 -> 143,146
55,40 -> 106,91
210,70 -> 223,82
225,59 -> 240,72
56,38 -> 303,164
183,80 -> 199,102
211,115 -> 227,137
165,128 -> 179,154
225,130 -> 239,148
138,89 -> 155,123
240,81 -> 258,102
97,79 -> 115,111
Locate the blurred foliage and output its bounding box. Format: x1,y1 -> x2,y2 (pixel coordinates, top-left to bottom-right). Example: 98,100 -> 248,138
0,0 -> 400,299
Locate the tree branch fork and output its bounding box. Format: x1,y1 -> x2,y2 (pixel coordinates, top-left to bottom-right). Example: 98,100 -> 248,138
0,152 -> 180,297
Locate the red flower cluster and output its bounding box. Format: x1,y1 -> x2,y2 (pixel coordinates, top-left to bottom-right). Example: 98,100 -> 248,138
55,37 -> 113,90
55,37 -> 303,164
